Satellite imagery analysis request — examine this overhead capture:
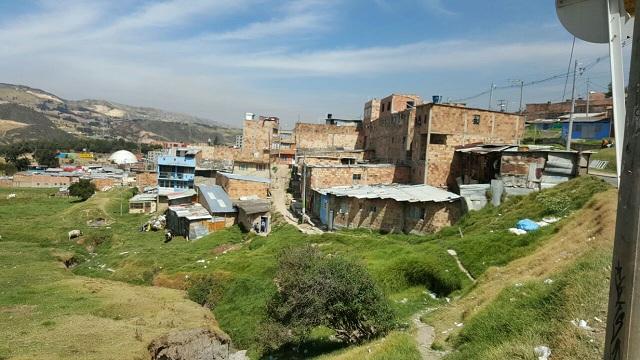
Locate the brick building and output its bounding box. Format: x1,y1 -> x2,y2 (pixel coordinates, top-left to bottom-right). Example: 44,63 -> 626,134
302,163 -> 410,213
313,184 -> 462,234
525,92 -> 612,120
215,172 -> 270,200
12,173 -> 78,188
294,122 -> 364,151
363,94 -> 524,189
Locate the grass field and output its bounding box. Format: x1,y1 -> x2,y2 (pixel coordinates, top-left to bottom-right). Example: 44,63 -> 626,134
590,147 -> 617,174
0,176 -> 611,359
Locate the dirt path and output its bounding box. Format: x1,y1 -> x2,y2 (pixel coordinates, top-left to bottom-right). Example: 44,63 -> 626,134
447,249 -> 476,283
413,310 -> 446,360
270,169 -> 323,235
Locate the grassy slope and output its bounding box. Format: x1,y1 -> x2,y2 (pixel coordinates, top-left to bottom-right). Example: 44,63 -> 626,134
424,189 -> 617,359
590,147 -> 617,174
0,189 -> 221,360
0,176 -> 611,359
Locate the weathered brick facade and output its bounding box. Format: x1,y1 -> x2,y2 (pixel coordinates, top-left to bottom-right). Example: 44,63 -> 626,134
325,195 -> 461,235
215,173 -> 270,200
294,123 -> 364,151
12,173 -> 77,188
135,171 -> 158,190
363,100 -> 524,189
525,92 -> 612,120
305,164 -> 410,190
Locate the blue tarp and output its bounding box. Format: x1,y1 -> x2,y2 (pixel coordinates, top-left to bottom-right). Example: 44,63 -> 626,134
516,219 -> 540,232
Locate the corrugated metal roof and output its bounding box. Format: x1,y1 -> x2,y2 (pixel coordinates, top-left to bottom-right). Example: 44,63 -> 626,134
169,203 -> 212,221
316,184 -> 461,203
218,172 -> 271,184
307,163 -> 397,169
166,189 -> 197,200
129,193 -> 157,202
456,145 -> 517,154
197,185 -> 237,213
234,199 -> 271,214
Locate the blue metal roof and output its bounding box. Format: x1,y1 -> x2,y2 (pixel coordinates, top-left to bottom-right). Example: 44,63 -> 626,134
197,185 -> 237,213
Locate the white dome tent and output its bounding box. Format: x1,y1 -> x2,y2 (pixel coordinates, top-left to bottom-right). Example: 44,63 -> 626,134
108,150 -> 138,165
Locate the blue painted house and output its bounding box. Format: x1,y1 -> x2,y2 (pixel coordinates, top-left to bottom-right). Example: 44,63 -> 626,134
560,112 -> 612,140
157,148 -> 199,193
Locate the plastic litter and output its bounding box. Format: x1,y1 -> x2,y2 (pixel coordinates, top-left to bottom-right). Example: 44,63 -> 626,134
447,249 -> 457,256
534,345 -> 551,360
544,279 -> 554,285
542,217 -> 561,224
571,319 -> 594,331
509,228 -> 527,236
517,219 -> 541,232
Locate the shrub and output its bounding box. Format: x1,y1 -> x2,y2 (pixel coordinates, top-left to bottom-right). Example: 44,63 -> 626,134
265,246 -> 394,347
393,257 -> 463,296
537,191 -> 571,215
69,179 -> 96,201
186,272 -> 230,309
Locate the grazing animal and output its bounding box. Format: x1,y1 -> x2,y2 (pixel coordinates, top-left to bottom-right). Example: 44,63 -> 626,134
68,230 -> 82,241
6,194 -> 16,199
164,231 -> 173,243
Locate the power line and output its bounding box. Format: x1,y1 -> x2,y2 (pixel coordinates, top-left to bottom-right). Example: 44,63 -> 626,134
450,54 -> 610,103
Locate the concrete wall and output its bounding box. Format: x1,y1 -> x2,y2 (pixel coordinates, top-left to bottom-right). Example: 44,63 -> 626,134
238,210 -> 271,235
129,201 -> 157,214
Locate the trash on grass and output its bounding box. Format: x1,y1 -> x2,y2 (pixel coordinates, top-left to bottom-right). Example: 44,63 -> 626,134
516,219 -> 540,232
509,228 -> 528,236
534,345 -> 551,360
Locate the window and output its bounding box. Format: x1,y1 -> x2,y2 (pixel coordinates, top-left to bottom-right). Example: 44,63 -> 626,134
430,134 -> 447,145
472,114 -> 481,125
238,163 -> 248,171
409,205 -> 426,220
256,164 -> 267,171
406,101 -> 415,109
352,173 -> 362,181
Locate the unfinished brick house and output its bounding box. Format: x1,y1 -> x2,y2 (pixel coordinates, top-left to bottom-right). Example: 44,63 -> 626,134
303,163 -> 410,214
215,172 -> 270,200
363,94 -> 524,189
313,184 -> 462,234
294,117 -> 365,152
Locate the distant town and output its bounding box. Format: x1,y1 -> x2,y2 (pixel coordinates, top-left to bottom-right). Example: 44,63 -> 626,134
0,92 -> 615,240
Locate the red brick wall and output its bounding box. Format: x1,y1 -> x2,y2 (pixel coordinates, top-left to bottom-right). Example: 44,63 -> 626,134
216,173 -> 269,199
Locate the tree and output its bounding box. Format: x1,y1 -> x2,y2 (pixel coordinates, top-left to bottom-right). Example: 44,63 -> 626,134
264,246 -> 393,349
34,149 -> 59,168
69,179 -> 96,201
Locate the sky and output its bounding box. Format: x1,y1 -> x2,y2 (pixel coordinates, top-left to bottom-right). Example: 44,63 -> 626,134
0,0 -> 633,128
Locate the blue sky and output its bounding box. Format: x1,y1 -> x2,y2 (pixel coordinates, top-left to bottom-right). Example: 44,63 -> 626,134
0,0 -> 631,128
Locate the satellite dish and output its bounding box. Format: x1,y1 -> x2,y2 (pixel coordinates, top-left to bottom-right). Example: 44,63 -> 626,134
556,0 -> 609,43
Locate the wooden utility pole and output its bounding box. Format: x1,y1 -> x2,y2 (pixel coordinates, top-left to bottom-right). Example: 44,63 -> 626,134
604,2 -> 640,358
566,60 -> 578,150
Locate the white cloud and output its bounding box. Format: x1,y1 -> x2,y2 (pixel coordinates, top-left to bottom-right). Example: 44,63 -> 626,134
421,0 -> 456,16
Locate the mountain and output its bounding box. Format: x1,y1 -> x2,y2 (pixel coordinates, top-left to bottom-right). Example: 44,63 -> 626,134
0,83 -> 240,145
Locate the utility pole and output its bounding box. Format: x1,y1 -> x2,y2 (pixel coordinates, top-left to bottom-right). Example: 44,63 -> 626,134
586,78 -> 591,117
488,83 -> 495,110
604,2 -> 639,358
497,100 -> 507,112
301,155 -> 306,219
512,79 -> 524,113
566,60 -> 579,151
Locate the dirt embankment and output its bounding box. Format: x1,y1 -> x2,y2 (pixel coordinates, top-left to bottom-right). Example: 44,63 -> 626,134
427,189 -> 617,345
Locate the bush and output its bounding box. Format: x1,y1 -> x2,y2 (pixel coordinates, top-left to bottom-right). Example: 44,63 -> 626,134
186,273 -> 229,309
264,246 -> 394,348
537,192 -> 571,215
69,179 -> 96,201
393,257 -> 464,296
